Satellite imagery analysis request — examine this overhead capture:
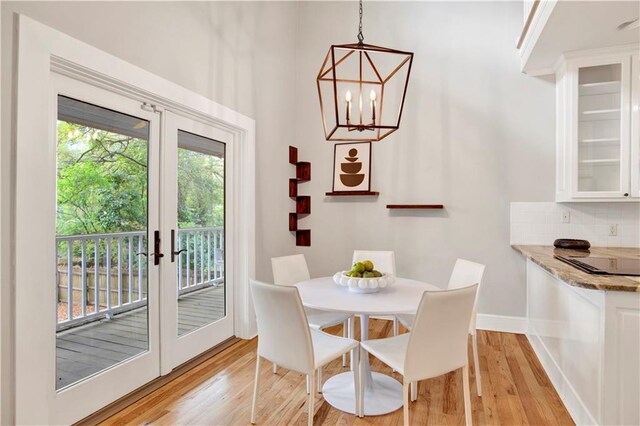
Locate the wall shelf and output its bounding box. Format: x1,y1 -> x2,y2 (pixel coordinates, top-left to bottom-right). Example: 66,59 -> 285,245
289,146 -> 311,246
386,204 -> 444,209
295,229 -> 311,247
289,212 -> 309,231
294,196 -> 311,214
294,162 -> 311,181
325,191 -> 380,196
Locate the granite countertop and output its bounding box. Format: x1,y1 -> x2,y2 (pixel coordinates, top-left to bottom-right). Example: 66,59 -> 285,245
512,245 -> 640,292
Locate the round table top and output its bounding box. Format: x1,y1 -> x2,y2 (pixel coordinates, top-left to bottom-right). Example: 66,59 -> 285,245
295,276 -> 439,315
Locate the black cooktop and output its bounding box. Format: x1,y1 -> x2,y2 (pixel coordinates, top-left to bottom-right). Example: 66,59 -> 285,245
555,255 -> 640,276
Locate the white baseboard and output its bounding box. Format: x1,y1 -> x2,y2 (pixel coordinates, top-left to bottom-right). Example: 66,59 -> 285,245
369,314 -> 529,334
476,314 -> 528,334
526,333 -> 597,425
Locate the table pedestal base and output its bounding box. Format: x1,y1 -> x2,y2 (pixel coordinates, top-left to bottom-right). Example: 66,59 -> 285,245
322,371 -> 403,416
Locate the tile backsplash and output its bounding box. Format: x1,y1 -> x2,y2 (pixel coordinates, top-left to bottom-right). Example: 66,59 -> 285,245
511,202 -> 639,247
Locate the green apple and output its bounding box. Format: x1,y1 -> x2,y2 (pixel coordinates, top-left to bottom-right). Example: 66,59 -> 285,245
353,262 -> 365,274
363,260 -> 374,272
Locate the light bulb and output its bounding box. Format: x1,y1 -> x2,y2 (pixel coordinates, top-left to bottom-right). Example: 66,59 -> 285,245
345,90 -> 352,122
369,89 -> 377,123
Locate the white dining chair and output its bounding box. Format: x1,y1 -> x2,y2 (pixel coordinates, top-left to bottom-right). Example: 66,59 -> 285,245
272,254 -> 353,389
352,250 -> 399,336
396,258 -> 486,397
250,280 -> 361,425
360,285 -> 479,426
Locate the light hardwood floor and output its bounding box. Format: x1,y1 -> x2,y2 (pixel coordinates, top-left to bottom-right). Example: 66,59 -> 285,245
101,319 -> 574,425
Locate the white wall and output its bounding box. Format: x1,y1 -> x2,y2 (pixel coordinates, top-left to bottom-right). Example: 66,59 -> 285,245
1,2 -> 297,423
292,1 -> 556,318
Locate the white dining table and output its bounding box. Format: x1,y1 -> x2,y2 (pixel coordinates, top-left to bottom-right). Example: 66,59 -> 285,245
296,276 -> 438,416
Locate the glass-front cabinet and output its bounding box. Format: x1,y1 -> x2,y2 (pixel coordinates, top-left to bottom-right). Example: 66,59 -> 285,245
577,62 -> 626,194
556,48 -> 639,201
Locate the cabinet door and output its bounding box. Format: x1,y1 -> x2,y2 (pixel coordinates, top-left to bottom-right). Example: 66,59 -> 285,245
631,53 -> 639,198
572,57 -> 631,198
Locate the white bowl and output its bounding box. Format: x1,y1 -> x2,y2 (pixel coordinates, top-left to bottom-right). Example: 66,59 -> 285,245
333,271 -> 394,293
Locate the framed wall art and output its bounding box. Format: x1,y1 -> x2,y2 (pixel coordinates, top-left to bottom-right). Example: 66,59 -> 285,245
331,142 -> 372,193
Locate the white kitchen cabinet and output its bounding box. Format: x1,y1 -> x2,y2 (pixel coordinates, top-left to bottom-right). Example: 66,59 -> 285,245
631,53 -> 640,198
526,259 -> 640,425
556,46 -> 640,202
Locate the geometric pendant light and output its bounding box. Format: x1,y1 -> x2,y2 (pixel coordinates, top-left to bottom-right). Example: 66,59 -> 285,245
316,0 -> 414,142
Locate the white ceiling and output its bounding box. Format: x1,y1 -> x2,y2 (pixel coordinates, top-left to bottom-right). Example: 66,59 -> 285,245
523,1 -> 639,74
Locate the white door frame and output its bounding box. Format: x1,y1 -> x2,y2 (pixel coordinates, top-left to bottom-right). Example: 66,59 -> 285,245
15,14 -> 256,424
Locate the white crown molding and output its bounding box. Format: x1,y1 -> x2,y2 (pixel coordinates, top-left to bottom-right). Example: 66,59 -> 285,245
554,42 -> 640,73
562,42 -> 640,61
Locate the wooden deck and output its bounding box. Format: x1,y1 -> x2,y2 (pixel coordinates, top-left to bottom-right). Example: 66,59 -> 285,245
56,285 -> 225,390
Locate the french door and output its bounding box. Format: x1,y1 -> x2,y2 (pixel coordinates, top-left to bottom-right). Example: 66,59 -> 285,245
160,112 -> 234,372
15,73 -> 234,424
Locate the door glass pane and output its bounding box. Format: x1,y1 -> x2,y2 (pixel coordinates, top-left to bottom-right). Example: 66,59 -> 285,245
176,130 -> 225,336
577,63 -> 622,192
56,96 -> 149,390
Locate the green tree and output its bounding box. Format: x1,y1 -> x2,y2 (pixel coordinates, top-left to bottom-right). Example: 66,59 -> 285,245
177,148 -> 224,228
57,121 -> 148,236
56,121 -> 224,236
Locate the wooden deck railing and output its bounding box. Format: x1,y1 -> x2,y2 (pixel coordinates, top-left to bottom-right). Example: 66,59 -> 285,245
56,226 -> 224,331
176,227 -> 225,296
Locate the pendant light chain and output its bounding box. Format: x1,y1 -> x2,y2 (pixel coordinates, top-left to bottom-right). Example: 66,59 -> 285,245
357,0 -> 364,44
